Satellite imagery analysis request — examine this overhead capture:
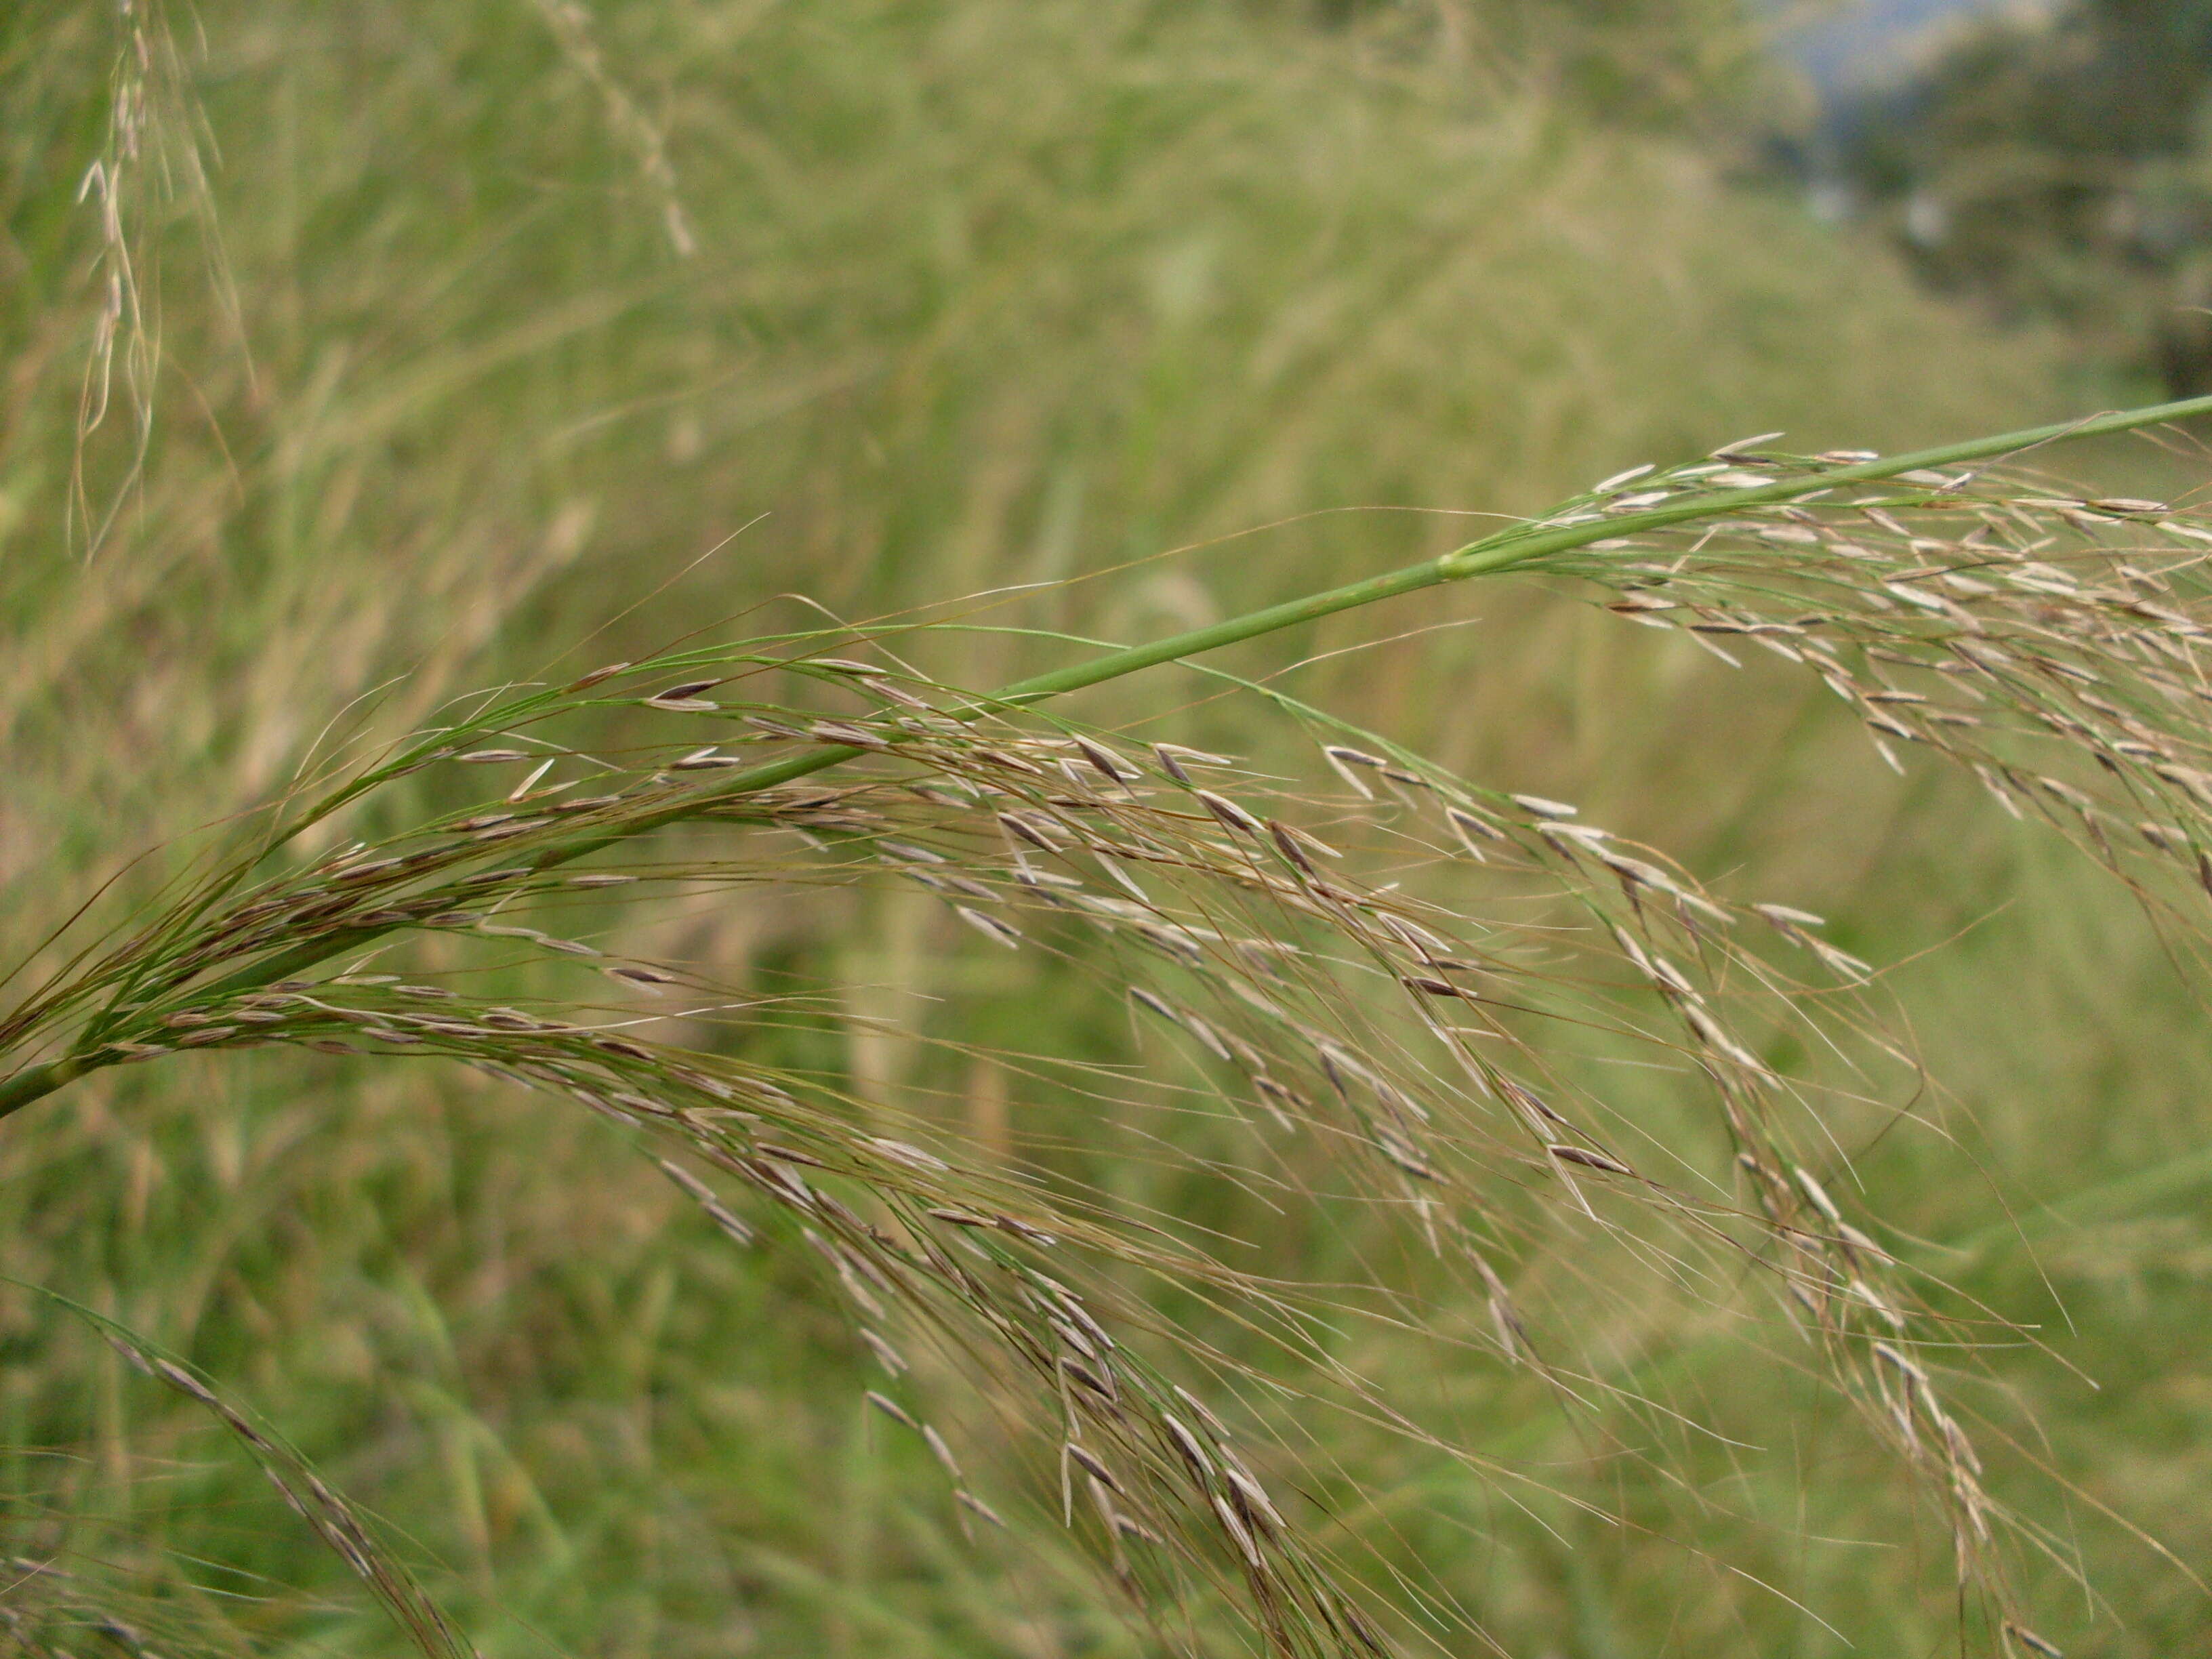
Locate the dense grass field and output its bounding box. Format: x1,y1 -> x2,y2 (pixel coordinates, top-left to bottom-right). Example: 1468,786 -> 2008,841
3,3 -> 2208,1656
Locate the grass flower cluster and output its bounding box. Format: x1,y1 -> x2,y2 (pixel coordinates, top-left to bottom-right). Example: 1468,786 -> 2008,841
9,395 -> 2212,1656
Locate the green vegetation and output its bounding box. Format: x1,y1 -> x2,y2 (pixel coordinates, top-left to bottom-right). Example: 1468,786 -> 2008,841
3,3 -> 2209,1656
1835,0 -> 2212,392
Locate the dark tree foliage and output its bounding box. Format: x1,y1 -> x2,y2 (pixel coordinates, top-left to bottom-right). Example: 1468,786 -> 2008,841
1840,0 -> 2212,390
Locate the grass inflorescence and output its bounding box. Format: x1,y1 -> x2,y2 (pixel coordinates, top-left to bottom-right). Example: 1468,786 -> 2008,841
7,399 -> 2212,1656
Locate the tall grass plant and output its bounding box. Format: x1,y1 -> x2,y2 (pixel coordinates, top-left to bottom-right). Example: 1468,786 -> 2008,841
3,3 -> 2207,1656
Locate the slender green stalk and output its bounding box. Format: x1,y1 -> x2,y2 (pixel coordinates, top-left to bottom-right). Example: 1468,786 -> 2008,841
1,392 -> 2207,1124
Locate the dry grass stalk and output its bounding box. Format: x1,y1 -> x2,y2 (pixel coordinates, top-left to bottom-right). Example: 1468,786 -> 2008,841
66,0 -> 237,561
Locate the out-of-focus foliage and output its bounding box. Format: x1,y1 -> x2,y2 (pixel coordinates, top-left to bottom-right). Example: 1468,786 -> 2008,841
1258,0 -> 1772,128
1837,0 -> 2212,389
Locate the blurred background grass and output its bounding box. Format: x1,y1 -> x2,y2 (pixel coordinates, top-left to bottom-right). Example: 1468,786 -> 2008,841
1,0 -> 2208,1654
